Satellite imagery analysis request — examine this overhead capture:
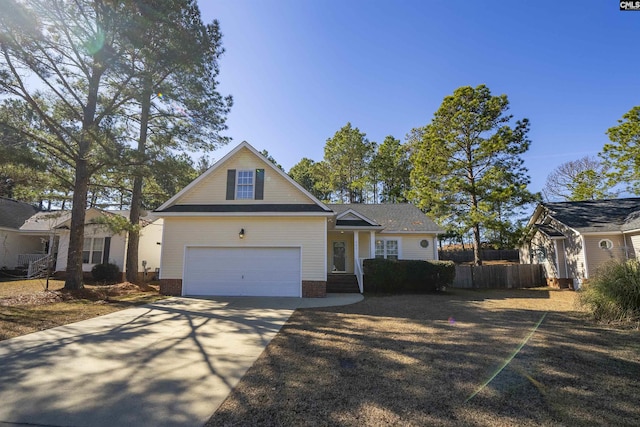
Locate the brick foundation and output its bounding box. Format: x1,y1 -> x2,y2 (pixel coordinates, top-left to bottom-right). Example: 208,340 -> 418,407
302,280 -> 326,298
160,279 -> 183,296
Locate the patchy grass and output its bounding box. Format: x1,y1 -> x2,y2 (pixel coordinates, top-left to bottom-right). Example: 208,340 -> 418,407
0,279 -> 166,341
207,288 -> 640,427
0,278 -> 66,297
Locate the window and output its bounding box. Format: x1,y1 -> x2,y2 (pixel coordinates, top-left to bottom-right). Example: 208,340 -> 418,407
83,237 -> 104,264
386,240 -> 398,260
236,170 -> 254,199
375,240 -> 385,258
599,239 -> 613,250
375,239 -> 399,260
534,246 -> 547,263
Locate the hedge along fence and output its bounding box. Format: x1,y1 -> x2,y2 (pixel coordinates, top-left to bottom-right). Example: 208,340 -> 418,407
363,258 -> 455,294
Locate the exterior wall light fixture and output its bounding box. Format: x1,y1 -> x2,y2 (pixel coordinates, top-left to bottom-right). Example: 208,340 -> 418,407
239,228 -> 245,239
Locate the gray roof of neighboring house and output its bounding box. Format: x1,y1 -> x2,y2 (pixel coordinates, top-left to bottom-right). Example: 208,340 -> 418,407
622,210 -> 640,232
20,211 -> 71,231
0,197 -> 39,230
328,204 -> 444,233
542,198 -> 640,233
19,209 -> 159,232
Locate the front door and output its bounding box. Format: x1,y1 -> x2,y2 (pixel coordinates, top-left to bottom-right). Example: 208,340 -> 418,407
332,241 -> 346,272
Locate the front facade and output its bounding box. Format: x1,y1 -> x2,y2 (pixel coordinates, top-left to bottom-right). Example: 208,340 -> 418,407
520,199 -> 640,289
155,142 -> 443,297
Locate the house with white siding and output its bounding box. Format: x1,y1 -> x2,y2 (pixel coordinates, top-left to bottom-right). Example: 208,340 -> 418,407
0,198 -> 162,281
520,198 -> 640,289
154,141 -> 444,297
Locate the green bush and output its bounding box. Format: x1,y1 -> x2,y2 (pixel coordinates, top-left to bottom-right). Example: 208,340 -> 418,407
91,263 -> 121,284
363,258 -> 455,294
579,259 -> 640,323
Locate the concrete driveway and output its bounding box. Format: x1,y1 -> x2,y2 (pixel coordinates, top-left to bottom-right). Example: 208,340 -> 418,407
0,294 -> 362,427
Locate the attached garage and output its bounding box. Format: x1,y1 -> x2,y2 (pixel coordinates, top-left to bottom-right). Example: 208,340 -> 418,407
182,246 -> 302,297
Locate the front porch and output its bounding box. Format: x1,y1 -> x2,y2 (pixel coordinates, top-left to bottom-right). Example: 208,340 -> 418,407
328,229 -> 378,293
16,234 -> 59,278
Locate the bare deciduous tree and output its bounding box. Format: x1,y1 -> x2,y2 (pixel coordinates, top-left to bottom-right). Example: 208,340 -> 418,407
543,156 -> 617,202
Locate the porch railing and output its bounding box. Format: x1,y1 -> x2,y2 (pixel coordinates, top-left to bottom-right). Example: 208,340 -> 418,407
17,253 -> 47,268
355,258 -> 364,293
27,254 -> 52,279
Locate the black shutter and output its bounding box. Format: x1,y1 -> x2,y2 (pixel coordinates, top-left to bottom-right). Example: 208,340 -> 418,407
226,169 -> 236,200
255,169 -> 265,200
102,237 -> 111,264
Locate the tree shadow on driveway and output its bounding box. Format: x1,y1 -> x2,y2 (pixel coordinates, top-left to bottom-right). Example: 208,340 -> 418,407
0,297 -> 296,427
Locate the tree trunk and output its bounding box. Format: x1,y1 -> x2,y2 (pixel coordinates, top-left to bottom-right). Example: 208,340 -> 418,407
473,224 -> 482,266
64,67 -> 102,290
64,151 -> 90,290
125,77 -> 152,283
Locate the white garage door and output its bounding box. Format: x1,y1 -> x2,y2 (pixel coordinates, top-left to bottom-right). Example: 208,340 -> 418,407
183,247 -> 301,297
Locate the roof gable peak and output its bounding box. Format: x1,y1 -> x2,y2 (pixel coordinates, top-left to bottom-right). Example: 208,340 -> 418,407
156,141 -> 330,212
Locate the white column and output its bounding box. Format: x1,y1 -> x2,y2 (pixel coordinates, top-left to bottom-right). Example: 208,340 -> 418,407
48,234 -> 54,255
354,231 -> 359,270
370,231 -> 376,258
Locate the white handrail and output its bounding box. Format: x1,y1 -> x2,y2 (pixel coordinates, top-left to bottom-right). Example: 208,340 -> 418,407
27,254 -> 52,278
355,258 -> 364,293
17,253 -> 47,267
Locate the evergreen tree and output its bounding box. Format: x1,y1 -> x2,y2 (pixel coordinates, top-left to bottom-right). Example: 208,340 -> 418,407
602,106 -> 640,195
323,123 -> 375,203
409,85 -> 538,264
371,136 -> 410,203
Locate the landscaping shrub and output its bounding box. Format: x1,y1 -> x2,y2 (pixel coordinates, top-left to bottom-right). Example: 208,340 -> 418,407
363,258 -> 455,294
579,259 -> 640,323
91,263 -> 121,285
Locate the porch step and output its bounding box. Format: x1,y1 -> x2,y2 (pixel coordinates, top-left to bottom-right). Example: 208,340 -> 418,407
327,274 -> 360,293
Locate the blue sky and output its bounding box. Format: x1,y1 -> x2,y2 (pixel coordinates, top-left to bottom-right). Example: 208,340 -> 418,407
199,1 -> 640,194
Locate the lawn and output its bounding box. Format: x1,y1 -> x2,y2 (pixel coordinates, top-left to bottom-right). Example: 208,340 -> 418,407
0,278 -> 166,340
207,289 -> 640,427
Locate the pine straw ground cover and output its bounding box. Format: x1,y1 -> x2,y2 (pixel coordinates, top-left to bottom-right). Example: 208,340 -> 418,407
207,289 -> 640,427
0,279 -> 166,340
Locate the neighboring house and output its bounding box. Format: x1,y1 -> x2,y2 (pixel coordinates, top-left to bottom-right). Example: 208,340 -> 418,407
0,197 -> 163,281
0,197 -> 40,271
154,141 -> 444,297
520,198 -> 640,289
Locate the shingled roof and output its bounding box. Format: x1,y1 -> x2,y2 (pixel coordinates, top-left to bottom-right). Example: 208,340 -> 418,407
328,204 -> 444,233
543,198 -> 640,233
0,197 -> 39,230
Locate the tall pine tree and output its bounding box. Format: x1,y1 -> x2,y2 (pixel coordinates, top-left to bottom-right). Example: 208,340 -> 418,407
410,85 -> 538,264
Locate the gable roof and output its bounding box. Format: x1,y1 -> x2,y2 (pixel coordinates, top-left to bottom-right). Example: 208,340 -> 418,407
535,224 -> 566,239
156,141 -> 331,214
19,209 -> 158,232
335,208 -> 380,227
540,198 -> 640,234
0,198 -> 39,230
20,211 -> 71,232
328,204 -> 444,233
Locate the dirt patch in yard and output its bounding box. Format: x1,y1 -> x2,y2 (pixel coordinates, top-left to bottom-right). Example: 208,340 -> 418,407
207,289 -> 640,427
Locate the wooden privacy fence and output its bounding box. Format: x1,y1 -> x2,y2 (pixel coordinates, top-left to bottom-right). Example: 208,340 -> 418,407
452,264 -> 545,289
439,249 -> 520,263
